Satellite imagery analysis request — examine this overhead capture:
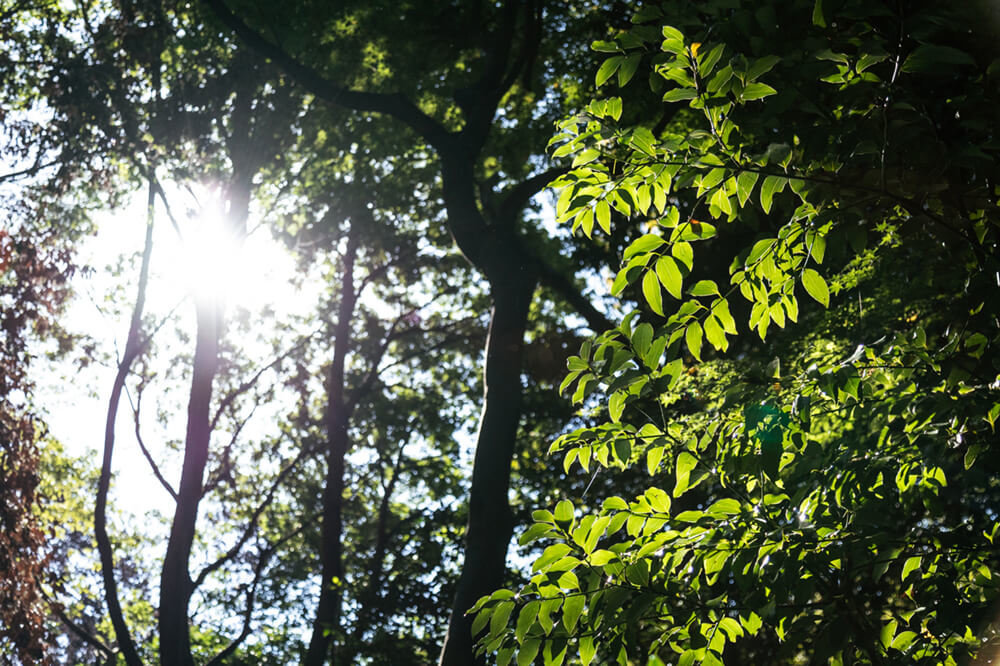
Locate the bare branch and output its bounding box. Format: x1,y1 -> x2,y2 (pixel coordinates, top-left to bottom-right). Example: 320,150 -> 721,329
210,331 -> 317,433
204,517 -> 316,666
129,386 -> 178,501
0,158 -> 59,184
39,587 -> 114,660
191,443 -> 312,591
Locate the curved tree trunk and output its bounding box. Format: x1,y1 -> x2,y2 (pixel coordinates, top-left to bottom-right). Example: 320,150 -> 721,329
95,182 -> 156,666
439,273 -> 536,666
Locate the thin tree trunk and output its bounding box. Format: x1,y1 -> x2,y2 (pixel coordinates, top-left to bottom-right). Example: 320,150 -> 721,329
158,297 -> 220,666
343,442 -> 405,664
95,182 -> 155,666
304,225 -> 360,666
158,168 -> 252,665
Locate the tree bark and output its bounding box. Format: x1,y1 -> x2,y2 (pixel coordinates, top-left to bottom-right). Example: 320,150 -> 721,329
439,272 -> 536,666
158,167 -> 253,664
303,225 -> 360,666
158,297 -> 220,666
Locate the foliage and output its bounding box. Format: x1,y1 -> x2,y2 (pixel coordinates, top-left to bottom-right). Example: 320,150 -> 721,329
0,213 -> 79,662
473,1 -> 1000,664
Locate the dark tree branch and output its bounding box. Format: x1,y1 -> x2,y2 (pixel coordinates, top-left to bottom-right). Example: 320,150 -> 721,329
536,262 -> 615,333
204,518 -> 315,666
0,158 -> 59,183
202,402 -> 258,496
130,387 -> 178,501
93,180 -> 154,666
498,165 -> 570,222
344,315 -> 405,414
202,0 -> 451,149
209,338 -> 307,433
191,443 -> 311,591
40,587 -> 114,660
304,221 -> 361,666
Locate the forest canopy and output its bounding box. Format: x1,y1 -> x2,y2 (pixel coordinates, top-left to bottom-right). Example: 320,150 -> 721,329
1,1 -> 998,665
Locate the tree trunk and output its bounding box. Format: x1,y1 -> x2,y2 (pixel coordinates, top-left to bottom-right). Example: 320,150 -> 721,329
304,226 -> 360,666
158,298 -> 220,666
439,273 -> 536,666
95,182 -> 155,666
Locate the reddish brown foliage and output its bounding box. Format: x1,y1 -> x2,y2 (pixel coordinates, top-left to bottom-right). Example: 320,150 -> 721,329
0,225 -> 75,664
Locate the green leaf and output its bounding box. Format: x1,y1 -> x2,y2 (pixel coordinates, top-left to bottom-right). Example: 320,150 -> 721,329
699,167 -> 726,194
677,220 -> 717,241
629,127 -> 657,156
689,279 -> 720,297
736,171 -> 760,207
632,322 -> 653,357
655,255 -> 684,299
801,268 -> 830,307
891,630 -> 917,651
624,233 -> 665,260
712,298 -> 738,334
662,87 -> 698,102
595,200 -> 611,234
579,635 -> 597,666
645,487 -> 671,513
472,607 -> 491,636
618,53 -> 642,87
710,186 -> 733,217
719,617 -> 744,641
642,269 -> 664,315
671,241 -> 694,270
747,55 -> 781,81
741,82 -> 777,101
675,451 -> 697,497
606,96 -> 623,121
703,314 -> 727,351
901,555 -> 921,582
760,176 -> 787,213
517,638 -> 541,666
741,612 -> 763,635
596,56 -> 624,87
554,500 -> 574,527
811,0 -> 826,27
562,594 -> 584,633
591,40 -> 621,53
647,446 -> 664,475
608,392 -> 626,424
698,43 -> 726,77
661,25 -> 684,42
902,45 -> 975,73
491,601 -> 514,639
516,601 -> 540,643
707,498 -> 741,515
685,322 -> 703,360
643,334 -> 668,369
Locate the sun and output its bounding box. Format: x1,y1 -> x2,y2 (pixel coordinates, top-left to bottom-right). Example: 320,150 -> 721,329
174,200 -> 245,308
158,190 -> 298,316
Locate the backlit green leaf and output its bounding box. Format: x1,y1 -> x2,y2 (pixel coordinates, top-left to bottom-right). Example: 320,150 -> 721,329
642,269 -> 664,315
596,56 -> 624,87
685,321 -> 703,360
655,255 -> 684,299
801,268 -> 829,307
